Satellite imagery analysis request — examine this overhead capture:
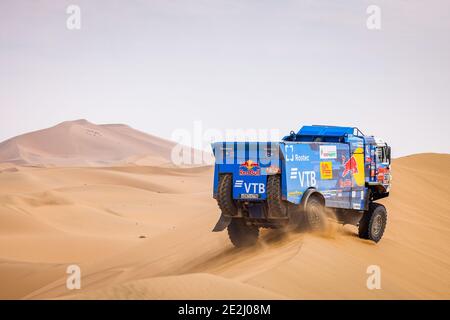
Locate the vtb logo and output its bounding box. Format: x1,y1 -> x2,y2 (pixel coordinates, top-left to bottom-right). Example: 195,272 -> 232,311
235,180 -> 265,194
290,169 -> 317,187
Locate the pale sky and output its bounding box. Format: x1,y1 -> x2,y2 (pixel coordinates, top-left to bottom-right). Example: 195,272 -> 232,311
1,0 -> 449,157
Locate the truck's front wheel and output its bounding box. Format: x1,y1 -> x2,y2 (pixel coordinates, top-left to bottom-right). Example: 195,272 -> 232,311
358,203 -> 387,243
227,219 -> 259,248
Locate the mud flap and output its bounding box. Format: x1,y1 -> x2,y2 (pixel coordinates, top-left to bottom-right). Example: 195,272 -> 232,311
212,214 -> 232,232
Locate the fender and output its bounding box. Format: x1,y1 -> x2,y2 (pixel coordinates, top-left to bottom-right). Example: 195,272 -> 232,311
300,188 -> 325,211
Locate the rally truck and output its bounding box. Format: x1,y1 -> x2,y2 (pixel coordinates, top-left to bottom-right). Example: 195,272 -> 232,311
211,125 -> 391,247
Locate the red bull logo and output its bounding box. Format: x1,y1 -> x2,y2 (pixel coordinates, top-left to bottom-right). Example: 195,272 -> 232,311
239,160 -> 261,176
342,148 -> 365,187
342,156 -> 358,177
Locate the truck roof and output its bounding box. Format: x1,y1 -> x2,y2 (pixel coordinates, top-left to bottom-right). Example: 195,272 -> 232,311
282,125 -> 369,143
298,125 -> 364,137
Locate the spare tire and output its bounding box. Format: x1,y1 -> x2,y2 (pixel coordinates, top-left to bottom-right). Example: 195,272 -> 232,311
217,174 -> 237,216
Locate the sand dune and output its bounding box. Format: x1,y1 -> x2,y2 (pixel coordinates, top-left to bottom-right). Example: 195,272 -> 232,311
67,273 -> 285,300
0,120 -> 177,166
0,153 -> 448,299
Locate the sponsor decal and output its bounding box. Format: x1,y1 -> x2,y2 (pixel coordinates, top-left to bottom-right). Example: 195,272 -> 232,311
290,168 -> 317,187
343,156 -> 358,177
320,145 -> 337,159
294,154 -> 310,161
245,183 -> 265,194
284,145 -> 310,162
288,191 -> 303,197
320,161 -> 333,180
241,194 -> 259,199
235,181 -> 265,194
377,167 -> 390,184
264,165 -> 280,174
234,180 -> 244,188
285,145 -> 294,161
290,167 -> 298,179
342,147 -> 365,187
239,160 -> 260,176
322,190 -> 337,198
339,179 -> 353,188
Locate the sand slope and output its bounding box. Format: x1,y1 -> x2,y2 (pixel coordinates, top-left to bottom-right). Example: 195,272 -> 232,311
0,120 -> 177,166
0,153 -> 449,299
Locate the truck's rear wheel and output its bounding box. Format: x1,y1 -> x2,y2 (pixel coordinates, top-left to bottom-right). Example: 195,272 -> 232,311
358,203 -> 387,243
217,174 -> 237,216
305,196 -> 327,231
267,175 -> 288,218
227,219 -> 259,248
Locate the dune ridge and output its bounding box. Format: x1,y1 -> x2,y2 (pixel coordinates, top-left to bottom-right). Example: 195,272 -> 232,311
0,119 -> 177,167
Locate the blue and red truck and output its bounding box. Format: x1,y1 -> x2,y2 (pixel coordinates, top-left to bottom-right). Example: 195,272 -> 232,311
212,125 -> 392,247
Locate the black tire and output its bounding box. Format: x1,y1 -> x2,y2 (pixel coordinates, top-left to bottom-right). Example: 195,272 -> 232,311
358,203 -> 387,243
267,175 -> 288,218
305,196 -> 326,231
217,174 -> 237,216
227,219 -> 259,248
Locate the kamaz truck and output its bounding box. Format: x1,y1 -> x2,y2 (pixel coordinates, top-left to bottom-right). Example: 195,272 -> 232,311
212,125 -> 391,247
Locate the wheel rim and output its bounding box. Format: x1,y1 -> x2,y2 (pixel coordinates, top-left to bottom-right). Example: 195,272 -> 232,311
371,215 -> 383,236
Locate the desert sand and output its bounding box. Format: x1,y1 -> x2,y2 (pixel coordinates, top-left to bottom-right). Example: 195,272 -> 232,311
0,122 -> 448,299
0,154 -> 448,299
